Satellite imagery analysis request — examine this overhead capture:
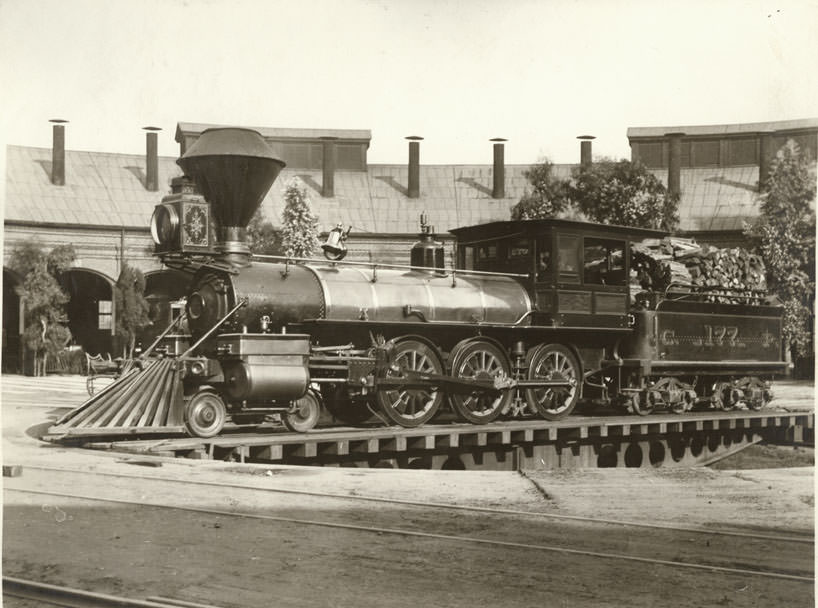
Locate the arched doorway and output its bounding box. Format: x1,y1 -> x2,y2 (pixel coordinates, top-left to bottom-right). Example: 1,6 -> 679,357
143,269 -> 192,344
58,268 -> 116,357
3,268 -> 25,373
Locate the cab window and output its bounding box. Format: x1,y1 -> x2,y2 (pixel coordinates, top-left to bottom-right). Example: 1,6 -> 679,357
475,242 -> 498,272
458,241 -> 500,272
536,236 -> 552,281
557,235 -> 580,283
460,245 -> 476,270
583,238 -> 626,286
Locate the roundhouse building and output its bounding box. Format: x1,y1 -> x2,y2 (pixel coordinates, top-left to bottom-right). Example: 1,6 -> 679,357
628,118 -> 818,246
4,119 -> 816,373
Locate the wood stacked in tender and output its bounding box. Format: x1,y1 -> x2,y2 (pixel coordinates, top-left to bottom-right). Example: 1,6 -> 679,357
630,237 -> 767,304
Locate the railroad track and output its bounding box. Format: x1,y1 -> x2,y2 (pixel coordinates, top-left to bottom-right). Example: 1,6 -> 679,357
5,481 -> 813,583
17,463 -> 815,545
3,576 -> 219,608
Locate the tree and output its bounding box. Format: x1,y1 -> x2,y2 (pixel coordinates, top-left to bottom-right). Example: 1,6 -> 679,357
46,244 -> 76,275
9,239 -> 75,376
247,207 -> 284,256
511,160 -> 572,220
568,158 -> 679,230
511,157 -> 679,231
281,178 -> 320,258
115,264 -> 151,359
745,139 -> 816,360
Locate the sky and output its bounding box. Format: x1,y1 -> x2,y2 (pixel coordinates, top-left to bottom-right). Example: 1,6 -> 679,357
1,0 -> 817,166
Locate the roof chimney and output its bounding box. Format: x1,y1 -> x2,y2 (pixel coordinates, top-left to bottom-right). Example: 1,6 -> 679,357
321,136 -> 337,198
406,136 -> 423,198
50,119 -> 68,186
490,138 -> 507,199
758,130 -> 775,191
144,126 -> 161,192
578,135 -> 595,169
666,132 -> 685,199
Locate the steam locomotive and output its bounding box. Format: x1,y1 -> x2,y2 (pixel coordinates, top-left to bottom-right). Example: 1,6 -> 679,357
147,128 -> 787,438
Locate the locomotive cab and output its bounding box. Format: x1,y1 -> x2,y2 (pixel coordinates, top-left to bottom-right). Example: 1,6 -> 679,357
451,219 -> 666,330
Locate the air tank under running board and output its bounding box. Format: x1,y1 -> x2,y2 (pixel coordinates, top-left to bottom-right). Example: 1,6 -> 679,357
45,359 -> 185,439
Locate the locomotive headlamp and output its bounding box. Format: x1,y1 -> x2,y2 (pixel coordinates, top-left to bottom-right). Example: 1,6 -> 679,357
151,195 -> 213,255
151,204 -> 179,246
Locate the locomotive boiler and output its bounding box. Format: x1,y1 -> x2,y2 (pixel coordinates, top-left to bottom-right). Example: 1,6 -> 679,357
136,127 -> 788,438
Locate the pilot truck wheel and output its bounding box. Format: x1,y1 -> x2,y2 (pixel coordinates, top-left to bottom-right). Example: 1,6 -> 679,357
184,390 -> 227,438
282,389 -> 322,432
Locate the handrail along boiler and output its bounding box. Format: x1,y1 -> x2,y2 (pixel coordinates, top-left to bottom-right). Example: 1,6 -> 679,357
149,128 -> 787,438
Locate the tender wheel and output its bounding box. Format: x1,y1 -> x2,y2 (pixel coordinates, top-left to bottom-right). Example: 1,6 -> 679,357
376,338 -> 444,427
322,385 -> 374,425
524,344 -> 581,420
448,339 -> 511,424
679,389 -> 698,413
282,389 -> 322,432
711,382 -> 734,411
670,398 -> 687,415
744,377 -> 772,411
631,390 -> 656,416
184,390 -> 227,438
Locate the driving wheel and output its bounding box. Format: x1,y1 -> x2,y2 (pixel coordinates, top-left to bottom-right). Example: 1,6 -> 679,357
448,339 -> 511,424
375,339 -> 444,427
524,344 -> 580,420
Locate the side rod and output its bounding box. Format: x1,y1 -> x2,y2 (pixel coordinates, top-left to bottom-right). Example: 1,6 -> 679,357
375,372 -> 573,395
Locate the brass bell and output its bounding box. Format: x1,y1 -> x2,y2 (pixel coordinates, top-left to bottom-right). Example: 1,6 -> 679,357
322,223 -> 351,261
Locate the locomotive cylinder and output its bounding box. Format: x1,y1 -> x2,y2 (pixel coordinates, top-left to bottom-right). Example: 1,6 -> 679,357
216,334 -> 310,403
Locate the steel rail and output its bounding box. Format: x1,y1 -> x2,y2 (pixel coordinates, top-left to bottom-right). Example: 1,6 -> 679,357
2,575 -> 218,608
18,463 -> 815,545
5,487 -> 813,583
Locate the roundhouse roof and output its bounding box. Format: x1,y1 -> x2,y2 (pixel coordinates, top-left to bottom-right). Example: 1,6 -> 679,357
7,120 -> 811,234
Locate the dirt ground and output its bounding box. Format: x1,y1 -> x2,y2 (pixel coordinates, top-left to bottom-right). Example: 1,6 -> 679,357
1,374 -> 815,607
